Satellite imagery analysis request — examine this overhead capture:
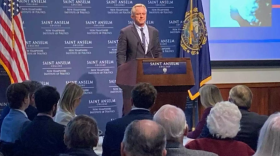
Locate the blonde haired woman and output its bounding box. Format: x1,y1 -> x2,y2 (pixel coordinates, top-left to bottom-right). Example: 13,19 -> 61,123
54,83 -> 83,126
187,84 -> 223,139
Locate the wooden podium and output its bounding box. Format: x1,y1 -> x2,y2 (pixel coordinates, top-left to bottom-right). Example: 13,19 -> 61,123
116,58 -> 195,115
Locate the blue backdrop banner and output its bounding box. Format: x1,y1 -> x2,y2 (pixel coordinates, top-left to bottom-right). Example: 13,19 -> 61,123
0,0 -> 191,133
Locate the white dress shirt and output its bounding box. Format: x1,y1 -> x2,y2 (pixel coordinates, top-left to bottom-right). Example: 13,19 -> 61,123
134,23 -> 149,54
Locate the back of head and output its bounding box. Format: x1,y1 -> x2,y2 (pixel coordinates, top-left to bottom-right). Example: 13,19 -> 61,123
122,120 -> 166,156
35,86 -> 60,113
199,84 -> 223,108
154,104 -> 186,143
59,83 -> 83,114
229,85 -> 252,108
207,101 -> 242,138
255,113 -> 280,156
22,80 -> 43,95
6,83 -> 30,109
131,83 -> 157,109
64,115 -> 99,149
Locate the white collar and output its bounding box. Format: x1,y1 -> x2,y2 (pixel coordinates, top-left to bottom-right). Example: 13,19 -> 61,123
131,106 -> 150,111
37,113 -> 53,119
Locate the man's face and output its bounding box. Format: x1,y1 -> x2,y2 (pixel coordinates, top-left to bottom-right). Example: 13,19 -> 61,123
131,6 -> 147,26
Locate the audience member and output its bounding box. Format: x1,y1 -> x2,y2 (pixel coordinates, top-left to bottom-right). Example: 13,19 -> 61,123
186,101 -> 255,156
62,115 -> 99,156
254,113 -> 280,156
0,83 -> 30,143
19,86 -> 67,155
102,82 -> 157,156
0,80 -> 42,130
229,85 -> 268,150
187,85 -> 223,138
121,120 -> 166,156
154,104 -> 217,156
55,82 -> 83,126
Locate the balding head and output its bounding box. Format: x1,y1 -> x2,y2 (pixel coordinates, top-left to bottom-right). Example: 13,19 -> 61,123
229,85 -> 253,108
154,104 -> 187,143
121,120 -> 166,156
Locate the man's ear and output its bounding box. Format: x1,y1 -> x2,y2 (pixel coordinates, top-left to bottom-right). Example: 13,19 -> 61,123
121,142 -> 126,156
162,149 -> 167,156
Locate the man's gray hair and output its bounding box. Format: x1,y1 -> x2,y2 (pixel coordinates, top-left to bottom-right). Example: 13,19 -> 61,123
254,113 -> 280,156
207,101 -> 242,139
229,85 -> 253,108
64,115 -> 99,149
154,104 -> 187,142
122,120 -> 166,156
131,3 -> 147,16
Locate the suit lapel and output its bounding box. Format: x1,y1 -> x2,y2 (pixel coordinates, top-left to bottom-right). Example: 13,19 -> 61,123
131,25 -> 145,51
148,26 -> 153,52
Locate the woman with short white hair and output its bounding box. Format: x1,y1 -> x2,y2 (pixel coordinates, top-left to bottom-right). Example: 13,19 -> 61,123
186,101 -> 255,156
254,113 -> 280,156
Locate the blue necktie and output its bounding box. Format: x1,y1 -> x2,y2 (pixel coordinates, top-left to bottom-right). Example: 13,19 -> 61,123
140,28 -> 146,53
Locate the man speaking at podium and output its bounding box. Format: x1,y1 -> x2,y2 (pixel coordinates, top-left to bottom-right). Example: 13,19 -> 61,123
116,3 -> 162,115
116,3 -> 162,66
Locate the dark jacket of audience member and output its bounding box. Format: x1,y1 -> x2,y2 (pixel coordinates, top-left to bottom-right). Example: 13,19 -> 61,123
187,85 -> 223,139
102,83 -> 157,156
236,107 -> 268,150
19,86 -> 67,155
62,115 -> 99,156
0,83 -> 31,143
229,85 -> 268,150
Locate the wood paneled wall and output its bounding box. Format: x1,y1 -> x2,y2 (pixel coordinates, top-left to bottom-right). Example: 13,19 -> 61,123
199,82 -> 280,118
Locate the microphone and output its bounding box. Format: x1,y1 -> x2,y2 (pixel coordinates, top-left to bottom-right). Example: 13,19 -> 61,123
143,33 -> 154,58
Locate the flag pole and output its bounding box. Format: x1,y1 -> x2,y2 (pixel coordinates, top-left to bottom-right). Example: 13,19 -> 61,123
11,0 -> 15,50
189,0 -> 193,45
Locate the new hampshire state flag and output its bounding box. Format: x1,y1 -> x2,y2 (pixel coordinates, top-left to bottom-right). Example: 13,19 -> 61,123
180,0 -> 211,100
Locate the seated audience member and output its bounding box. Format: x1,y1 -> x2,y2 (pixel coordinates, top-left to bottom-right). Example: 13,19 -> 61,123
19,86 -> 67,155
102,82 -> 157,156
154,104 -> 217,156
253,113 -> 280,156
62,115 -> 99,156
55,83 -> 83,126
0,83 -> 30,143
186,101 -> 255,156
229,85 -> 268,150
121,120 -> 166,156
187,85 -> 223,139
0,80 -> 42,127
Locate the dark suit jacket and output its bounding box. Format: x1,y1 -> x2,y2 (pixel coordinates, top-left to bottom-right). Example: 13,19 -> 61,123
0,105 -> 38,130
235,108 -> 268,150
61,148 -> 98,156
102,109 -> 153,156
20,115 -> 67,155
166,142 -> 217,156
116,24 -> 162,66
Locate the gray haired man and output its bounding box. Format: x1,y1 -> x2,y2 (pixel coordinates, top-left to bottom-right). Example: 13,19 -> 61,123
154,104 -> 217,156
121,120 -> 167,156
